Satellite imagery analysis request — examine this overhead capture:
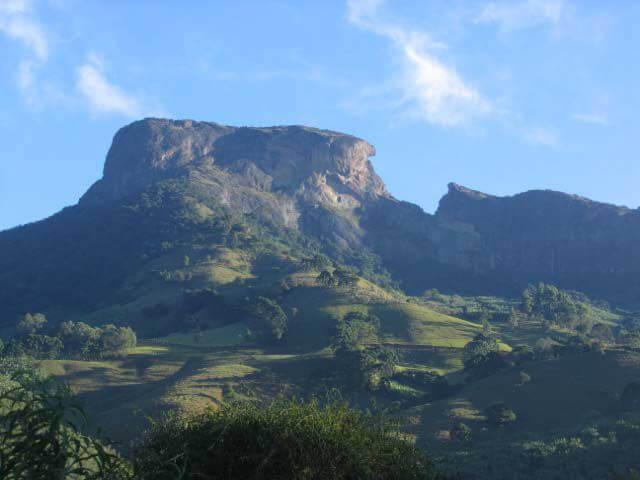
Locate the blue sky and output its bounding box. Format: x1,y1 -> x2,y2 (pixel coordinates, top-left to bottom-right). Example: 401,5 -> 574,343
1,0 -> 639,231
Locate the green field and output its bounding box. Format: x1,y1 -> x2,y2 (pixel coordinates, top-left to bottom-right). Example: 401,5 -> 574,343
40,341 -> 337,448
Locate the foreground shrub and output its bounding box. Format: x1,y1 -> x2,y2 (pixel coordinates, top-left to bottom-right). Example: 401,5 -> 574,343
0,373 -> 130,480
134,398 -> 440,480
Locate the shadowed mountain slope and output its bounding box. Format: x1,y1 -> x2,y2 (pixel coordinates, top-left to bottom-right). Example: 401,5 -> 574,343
1,118 -> 639,327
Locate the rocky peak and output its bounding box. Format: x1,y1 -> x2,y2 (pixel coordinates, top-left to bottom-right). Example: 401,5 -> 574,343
80,118 -> 388,208
437,182 -> 633,226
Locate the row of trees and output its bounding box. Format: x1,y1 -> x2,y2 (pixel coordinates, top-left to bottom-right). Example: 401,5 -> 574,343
2,314 -> 137,360
316,267 -> 358,289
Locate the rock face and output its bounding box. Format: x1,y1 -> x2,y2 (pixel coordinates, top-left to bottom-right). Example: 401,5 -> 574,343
429,183 -> 640,299
435,182 -> 640,275
80,118 -> 391,250
81,118 -> 388,211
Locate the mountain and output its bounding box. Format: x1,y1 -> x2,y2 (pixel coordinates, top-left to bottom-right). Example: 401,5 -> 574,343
432,183 -> 640,301
1,118 -> 639,329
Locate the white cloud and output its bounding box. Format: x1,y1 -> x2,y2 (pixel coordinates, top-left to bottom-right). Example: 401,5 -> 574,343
0,0 -> 48,60
570,112 -> 608,125
346,0 -> 490,127
0,0 -> 50,106
475,0 -> 566,31
75,55 -> 156,118
2,3 -> 162,117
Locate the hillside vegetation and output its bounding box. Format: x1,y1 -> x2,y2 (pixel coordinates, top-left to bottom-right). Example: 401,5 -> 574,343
3,118 -> 640,478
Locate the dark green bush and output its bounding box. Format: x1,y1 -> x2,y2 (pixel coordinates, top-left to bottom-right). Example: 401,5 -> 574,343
134,398 -> 440,480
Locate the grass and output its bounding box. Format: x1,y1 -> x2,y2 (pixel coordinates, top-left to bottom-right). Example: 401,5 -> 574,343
407,348 -> 640,450
39,264 -> 633,466
386,380 -> 425,398
282,285 -> 487,351
126,345 -> 171,355
159,322 -> 249,347
40,343 -> 336,450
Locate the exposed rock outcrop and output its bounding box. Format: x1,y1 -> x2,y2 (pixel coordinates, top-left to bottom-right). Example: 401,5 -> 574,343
81,118 -> 388,211
435,182 -> 640,275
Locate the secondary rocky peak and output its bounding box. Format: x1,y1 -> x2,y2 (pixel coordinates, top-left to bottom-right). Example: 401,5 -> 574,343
436,182 -> 634,223
80,118 -> 388,206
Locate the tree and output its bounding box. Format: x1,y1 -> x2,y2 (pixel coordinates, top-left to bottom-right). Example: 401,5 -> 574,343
423,289 -> 442,301
248,297 -> 288,342
334,268 -> 358,289
17,313 -> 47,335
507,308 -> 520,328
520,282 -> 587,327
316,270 -> 336,287
99,324 -> 137,356
331,312 -> 397,390
479,313 -> 492,335
20,334 -> 62,359
521,286 -> 534,315
463,333 -> 499,362
57,321 -> 101,358
333,312 -> 380,350
464,351 -> 508,380
300,253 -> 332,272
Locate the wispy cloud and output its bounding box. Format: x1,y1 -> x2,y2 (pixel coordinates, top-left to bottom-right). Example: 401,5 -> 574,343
2,2 -> 162,118
346,0 -> 491,127
75,54 -> 160,118
0,0 -> 50,106
475,0 -> 566,31
570,112 -> 608,125
0,15 -> 47,59
0,0 -> 48,59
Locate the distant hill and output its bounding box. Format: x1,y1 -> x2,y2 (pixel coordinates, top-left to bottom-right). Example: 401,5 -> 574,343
1,118 -> 639,329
